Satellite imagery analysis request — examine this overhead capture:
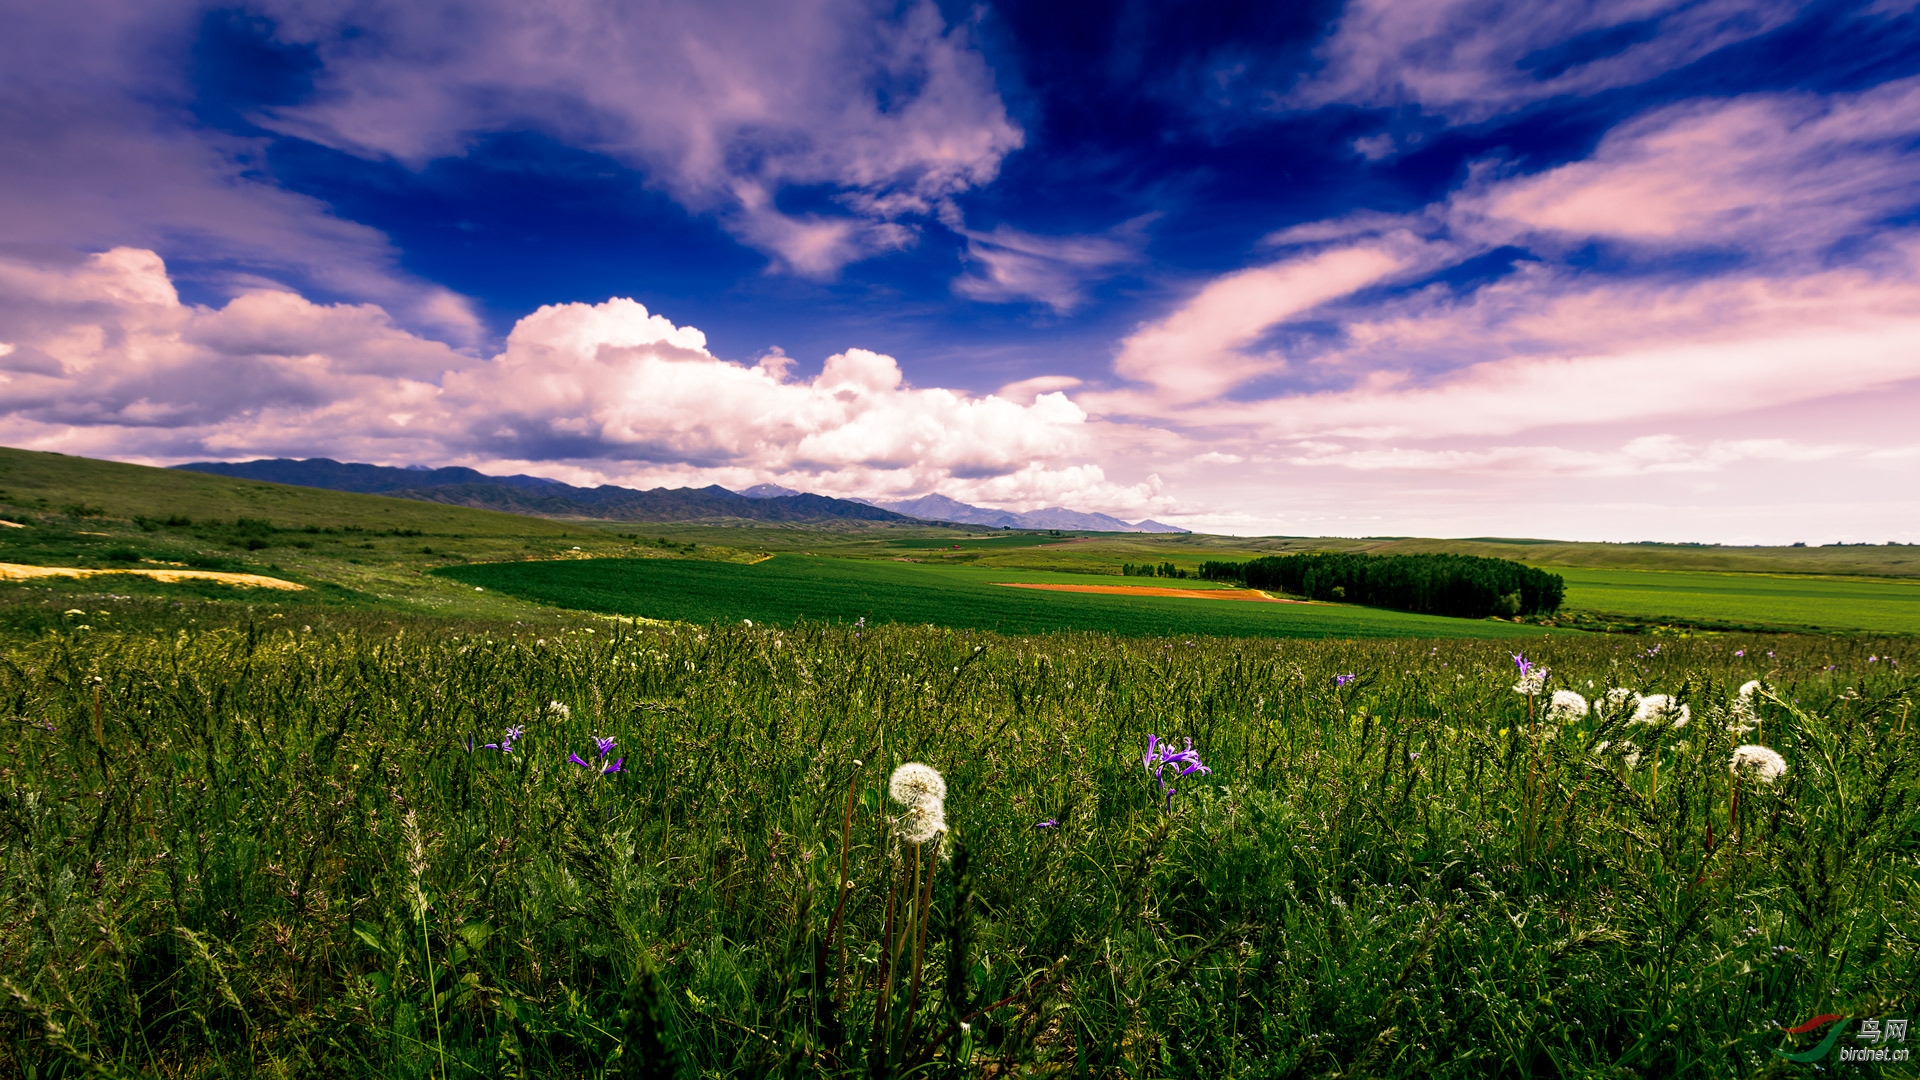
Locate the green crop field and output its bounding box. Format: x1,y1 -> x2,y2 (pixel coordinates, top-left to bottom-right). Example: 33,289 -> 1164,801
438,554 -> 1554,640
1558,567 -> 1920,634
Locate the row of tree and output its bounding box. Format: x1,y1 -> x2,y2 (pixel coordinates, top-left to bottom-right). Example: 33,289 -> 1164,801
1121,562 -> 1191,579
1198,552 -> 1565,618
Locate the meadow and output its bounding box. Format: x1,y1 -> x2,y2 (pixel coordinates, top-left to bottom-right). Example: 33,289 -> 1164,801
438,555 -> 1551,640
2,612 -> 1915,1078
3,447 -> 1919,1077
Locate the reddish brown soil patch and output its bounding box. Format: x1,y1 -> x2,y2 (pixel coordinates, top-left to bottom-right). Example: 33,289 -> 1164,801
990,582 -> 1306,603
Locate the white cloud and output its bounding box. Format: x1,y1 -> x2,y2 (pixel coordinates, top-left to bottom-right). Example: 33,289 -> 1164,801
0,247 -> 1151,512
251,0 -> 1022,276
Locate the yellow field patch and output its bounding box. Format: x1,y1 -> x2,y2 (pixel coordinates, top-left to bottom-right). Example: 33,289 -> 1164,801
0,562 -> 306,590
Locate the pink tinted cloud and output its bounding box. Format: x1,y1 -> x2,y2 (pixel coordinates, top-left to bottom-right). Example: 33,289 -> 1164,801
1109,243 -> 1414,404
253,0 -> 1022,275
1470,77 -> 1920,250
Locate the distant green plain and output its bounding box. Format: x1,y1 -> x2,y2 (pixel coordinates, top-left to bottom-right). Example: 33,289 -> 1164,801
1555,567 -> 1920,634
439,555 -> 1552,639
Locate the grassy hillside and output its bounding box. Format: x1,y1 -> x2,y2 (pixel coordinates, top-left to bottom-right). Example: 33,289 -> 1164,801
0,446 -> 733,621
439,555 -> 1554,639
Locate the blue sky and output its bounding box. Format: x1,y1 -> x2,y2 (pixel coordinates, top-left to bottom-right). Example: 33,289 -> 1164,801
3,0 -> 1919,540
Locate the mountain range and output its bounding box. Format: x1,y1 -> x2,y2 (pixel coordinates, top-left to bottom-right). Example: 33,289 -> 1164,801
173,459 -> 1186,532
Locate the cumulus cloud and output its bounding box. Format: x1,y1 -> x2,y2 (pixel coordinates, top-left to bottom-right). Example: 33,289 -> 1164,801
251,0 -> 1022,275
0,247 -> 1142,510
1292,0 -> 1798,121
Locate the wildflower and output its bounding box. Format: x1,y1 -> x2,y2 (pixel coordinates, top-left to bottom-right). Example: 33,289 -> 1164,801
1629,694 -> 1689,729
1334,673 -> 1356,688
1729,744 -> 1787,784
1143,735 -> 1212,810
546,701 -> 571,719
480,725 -> 524,752
1735,649 -> 1746,657
1512,666 -> 1548,696
888,762 -> 948,846
1545,690 -> 1588,723
1033,818 -> 1059,829
569,735 -> 622,774
1512,653 -> 1532,676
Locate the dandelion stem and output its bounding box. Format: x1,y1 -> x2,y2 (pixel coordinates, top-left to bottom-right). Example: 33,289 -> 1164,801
905,842 -> 933,1046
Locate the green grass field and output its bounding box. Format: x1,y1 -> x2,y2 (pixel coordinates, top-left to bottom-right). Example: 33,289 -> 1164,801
1559,567 -> 1920,635
438,554 -> 1554,640
3,618 -> 1912,1078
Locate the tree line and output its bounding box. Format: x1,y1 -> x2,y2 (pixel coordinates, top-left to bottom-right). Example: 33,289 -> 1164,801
1121,562 -> 1191,579
1197,552 -> 1565,618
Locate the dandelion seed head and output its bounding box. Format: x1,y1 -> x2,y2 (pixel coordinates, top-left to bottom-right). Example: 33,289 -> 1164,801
1730,744 -> 1787,783
897,801 -> 947,845
1629,693 -> 1689,729
1739,680 -> 1762,699
546,701 -> 571,719
889,762 -> 947,808
1546,690 -> 1588,723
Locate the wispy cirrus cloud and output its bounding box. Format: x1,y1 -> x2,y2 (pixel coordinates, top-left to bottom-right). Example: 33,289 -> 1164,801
1291,0 -> 1801,121
951,218 -> 1149,312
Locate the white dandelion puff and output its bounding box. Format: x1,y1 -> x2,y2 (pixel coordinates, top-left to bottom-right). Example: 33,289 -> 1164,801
889,762 -> 947,807
888,762 -> 948,845
1738,680 -> 1763,700
545,701 -> 572,720
1629,694 -> 1689,729
1546,690 -> 1589,724
1729,744 -> 1787,784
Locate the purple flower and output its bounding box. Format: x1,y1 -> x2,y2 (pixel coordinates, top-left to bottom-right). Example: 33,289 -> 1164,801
1735,649 -> 1746,657
570,737 -> 622,775
1511,653 -> 1531,677
1335,673 -> 1356,688
481,725 -> 524,753
1143,734 -> 1212,810
1033,818 -> 1059,829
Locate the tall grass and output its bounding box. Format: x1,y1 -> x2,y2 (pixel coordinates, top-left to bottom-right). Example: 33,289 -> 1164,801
1,618 -> 1914,1077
